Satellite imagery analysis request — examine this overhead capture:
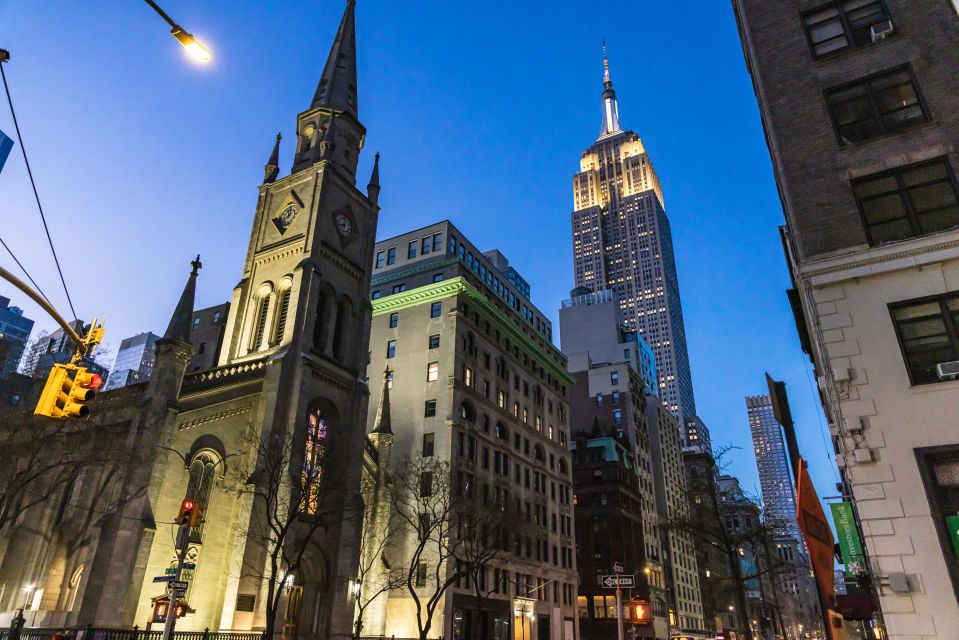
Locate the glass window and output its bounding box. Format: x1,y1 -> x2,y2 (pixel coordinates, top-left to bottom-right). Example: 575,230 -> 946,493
611,371 -> 619,385
422,237 -> 431,255
449,235 -> 457,254
423,432 -> 436,458
853,159 -> 959,245
371,290 -> 381,300
392,284 -> 406,294
433,273 -> 444,283
464,366 -> 474,387
303,408 -> 329,515
212,310 -> 221,324
386,340 -> 396,359
375,251 -> 384,269
613,410 -> 622,425
432,233 -> 442,252
802,1 -> 889,58
420,472 -> 433,497
408,240 -> 417,259
427,362 -> 439,381
826,67 -> 927,145
386,247 -> 396,265
428,334 -> 440,349
193,316 -> 201,328
431,302 -> 442,318
891,293 -> 959,384
389,312 -> 398,328
424,401 -> 436,419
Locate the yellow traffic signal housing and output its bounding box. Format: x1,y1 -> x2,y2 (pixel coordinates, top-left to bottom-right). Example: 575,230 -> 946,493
34,364 -> 102,419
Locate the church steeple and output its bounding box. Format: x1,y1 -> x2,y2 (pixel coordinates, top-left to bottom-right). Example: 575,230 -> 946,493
371,367 -> 392,435
163,255 -> 201,344
367,152 -> 381,208
599,41 -> 622,138
264,133 -> 281,184
311,0 -> 358,117
291,0 -> 365,178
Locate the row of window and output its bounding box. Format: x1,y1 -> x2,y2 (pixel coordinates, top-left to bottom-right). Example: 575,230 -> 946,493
798,3 -> 959,246
374,233 -> 444,269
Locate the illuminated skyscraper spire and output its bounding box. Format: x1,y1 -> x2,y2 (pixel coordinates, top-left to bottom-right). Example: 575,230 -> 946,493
600,40 -> 621,137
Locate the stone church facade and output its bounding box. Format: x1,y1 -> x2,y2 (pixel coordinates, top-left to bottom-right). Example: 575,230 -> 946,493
0,2 -> 386,638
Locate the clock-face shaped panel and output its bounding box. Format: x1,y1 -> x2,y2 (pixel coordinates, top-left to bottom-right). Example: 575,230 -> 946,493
273,203 -> 300,234
335,213 -> 353,237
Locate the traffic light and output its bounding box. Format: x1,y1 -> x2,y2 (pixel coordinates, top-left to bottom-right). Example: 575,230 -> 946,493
34,364 -> 102,419
178,499 -> 195,525
189,502 -> 204,528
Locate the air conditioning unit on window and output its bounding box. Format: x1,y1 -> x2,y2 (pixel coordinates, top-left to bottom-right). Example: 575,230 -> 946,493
936,361 -> 959,380
870,20 -> 894,42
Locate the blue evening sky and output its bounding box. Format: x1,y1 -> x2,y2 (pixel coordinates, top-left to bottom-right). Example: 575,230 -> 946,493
0,1 -> 841,502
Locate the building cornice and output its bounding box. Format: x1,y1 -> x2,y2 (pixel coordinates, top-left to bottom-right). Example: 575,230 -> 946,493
371,277 -> 575,386
798,229 -> 959,285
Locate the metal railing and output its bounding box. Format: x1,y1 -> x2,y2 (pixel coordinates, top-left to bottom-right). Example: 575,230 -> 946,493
0,628 -> 265,640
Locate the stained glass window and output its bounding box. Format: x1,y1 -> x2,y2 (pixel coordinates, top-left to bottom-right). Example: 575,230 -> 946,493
303,408 -> 329,515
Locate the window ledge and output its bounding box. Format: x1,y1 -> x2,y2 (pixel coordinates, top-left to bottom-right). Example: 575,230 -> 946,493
907,378 -> 959,394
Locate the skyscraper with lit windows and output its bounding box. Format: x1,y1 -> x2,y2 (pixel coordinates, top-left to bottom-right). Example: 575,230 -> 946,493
570,48 -> 696,425
745,393 -> 801,543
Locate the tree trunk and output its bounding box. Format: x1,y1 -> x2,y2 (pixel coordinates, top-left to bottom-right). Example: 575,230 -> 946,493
727,550 -> 754,640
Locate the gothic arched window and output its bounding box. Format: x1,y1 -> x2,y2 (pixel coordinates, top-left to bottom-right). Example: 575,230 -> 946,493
332,297 -> 353,362
313,289 -> 332,351
186,451 -> 218,542
303,407 -> 329,515
272,278 -> 293,346
251,284 -> 274,351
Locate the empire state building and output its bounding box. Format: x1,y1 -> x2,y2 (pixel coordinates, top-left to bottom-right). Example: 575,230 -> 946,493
570,49 -> 697,425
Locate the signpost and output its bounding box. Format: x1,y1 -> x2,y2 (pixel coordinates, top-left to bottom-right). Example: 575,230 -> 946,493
603,567 -> 633,640
601,575 -> 635,589
153,575 -> 175,583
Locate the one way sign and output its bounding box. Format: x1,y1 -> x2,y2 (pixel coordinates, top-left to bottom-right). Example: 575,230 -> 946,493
601,574 -> 635,589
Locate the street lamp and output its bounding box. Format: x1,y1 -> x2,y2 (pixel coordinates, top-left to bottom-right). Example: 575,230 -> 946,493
143,0 -> 211,62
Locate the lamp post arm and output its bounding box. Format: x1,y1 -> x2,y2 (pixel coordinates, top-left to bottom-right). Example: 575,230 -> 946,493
0,263 -> 83,346
142,0 -> 179,29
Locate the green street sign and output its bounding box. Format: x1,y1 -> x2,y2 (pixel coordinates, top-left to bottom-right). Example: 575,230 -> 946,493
946,514 -> 959,557
165,567 -> 176,575
830,502 -> 866,578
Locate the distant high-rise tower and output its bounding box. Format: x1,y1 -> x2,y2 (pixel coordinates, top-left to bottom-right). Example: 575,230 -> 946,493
570,46 -> 696,424
745,394 -> 800,543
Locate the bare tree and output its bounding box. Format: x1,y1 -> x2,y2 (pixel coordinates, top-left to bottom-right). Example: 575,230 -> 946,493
660,446 -> 791,640
390,456 -> 466,640
0,416 -> 150,538
352,486 -> 404,639
232,429 -> 354,640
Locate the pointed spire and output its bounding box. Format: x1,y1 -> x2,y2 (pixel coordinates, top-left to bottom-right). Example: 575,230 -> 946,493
264,132 -> 281,183
163,255 -> 201,343
367,152 -> 381,208
371,367 -> 393,435
599,40 -> 621,138
311,0 -> 358,117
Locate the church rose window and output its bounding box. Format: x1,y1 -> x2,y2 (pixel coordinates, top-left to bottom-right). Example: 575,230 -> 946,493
303,408 -> 329,515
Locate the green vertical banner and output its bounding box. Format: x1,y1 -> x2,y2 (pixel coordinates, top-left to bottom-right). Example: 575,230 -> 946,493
831,502 -> 866,578
946,514 -> 959,557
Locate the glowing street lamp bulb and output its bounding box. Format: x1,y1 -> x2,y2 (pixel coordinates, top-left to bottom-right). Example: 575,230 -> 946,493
171,26 -> 211,62
23,584 -> 34,591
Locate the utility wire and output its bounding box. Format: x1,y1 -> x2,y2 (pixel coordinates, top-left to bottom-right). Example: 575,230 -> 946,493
0,234 -> 52,304
0,59 -> 78,321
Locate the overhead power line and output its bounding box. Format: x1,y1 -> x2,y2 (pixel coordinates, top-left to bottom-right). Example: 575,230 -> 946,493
0,54 -> 78,321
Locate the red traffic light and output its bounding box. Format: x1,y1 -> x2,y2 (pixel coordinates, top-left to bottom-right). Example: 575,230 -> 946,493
182,499 -> 195,511
79,373 -> 103,390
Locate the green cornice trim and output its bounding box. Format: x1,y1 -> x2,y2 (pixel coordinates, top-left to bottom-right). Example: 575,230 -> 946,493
370,255 -> 458,286
371,277 -> 574,386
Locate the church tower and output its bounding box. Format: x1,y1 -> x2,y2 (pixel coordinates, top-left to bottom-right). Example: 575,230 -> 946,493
215,1 -> 381,637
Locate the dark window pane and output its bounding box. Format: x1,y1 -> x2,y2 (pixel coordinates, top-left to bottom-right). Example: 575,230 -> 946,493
917,206 -> 959,235
860,193 -> 908,224
854,175 -> 898,198
868,219 -> 914,243
910,183 -> 959,213
826,67 -> 926,144
893,296 -> 959,385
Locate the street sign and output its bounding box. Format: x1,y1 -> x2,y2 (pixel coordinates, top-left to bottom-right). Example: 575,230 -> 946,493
183,562 -> 197,570
612,561 -> 624,573
153,575 -> 175,583
601,574 -> 635,589
165,567 -> 176,575
171,581 -> 189,590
